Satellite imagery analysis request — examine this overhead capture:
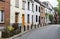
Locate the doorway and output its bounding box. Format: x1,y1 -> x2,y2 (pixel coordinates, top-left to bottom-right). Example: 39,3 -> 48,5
15,13 -> 19,23
22,14 -> 25,26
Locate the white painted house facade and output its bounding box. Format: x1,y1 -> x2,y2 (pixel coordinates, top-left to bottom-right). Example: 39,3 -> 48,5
10,0 -> 22,27
10,0 -> 41,29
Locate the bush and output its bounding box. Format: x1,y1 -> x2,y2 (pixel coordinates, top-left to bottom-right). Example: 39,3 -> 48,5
2,25 -> 21,38
49,14 -> 53,23
2,26 -> 14,38
6,26 -> 14,32
12,23 -> 18,30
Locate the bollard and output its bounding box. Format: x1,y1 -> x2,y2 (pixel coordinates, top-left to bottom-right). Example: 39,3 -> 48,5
38,24 -> 39,28
27,25 -> 29,30
24,25 -> 26,31
20,26 -> 21,33
35,24 -> 36,28
31,24 -> 32,29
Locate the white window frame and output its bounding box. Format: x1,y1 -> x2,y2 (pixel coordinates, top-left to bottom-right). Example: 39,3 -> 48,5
0,10 -> 4,23
22,0 -> 26,10
15,0 -> 19,8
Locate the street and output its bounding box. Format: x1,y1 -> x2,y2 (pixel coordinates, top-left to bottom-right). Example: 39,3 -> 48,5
14,25 -> 60,39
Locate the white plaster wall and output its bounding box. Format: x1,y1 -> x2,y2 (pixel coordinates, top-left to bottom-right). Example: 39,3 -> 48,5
25,1 -> 33,24
24,1 -> 40,25
34,2 -> 40,24
10,0 -> 22,24
10,0 -> 40,26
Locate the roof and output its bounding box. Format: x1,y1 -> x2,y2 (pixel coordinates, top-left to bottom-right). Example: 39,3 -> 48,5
34,0 -> 40,4
42,1 -> 53,10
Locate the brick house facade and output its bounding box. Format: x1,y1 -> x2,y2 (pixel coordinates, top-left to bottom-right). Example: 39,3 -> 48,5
0,0 -> 10,29
40,2 -> 45,26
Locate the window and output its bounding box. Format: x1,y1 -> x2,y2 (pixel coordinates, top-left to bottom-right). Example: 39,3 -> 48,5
15,0 -> 19,8
0,0 -> 3,1
28,2 -> 30,10
32,4 -> 34,11
0,0 -> 4,2
36,5 -> 37,11
39,16 -> 40,24
41,7 -> 43,13
32,15 -> 33,24
36,15 -> 38,22
22,0 -> 26,10
39,7 -> 40,12
0,10 -> 4,23
27,14 -> 30,23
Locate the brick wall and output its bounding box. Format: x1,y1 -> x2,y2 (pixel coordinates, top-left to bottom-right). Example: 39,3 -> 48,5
40,5 -> 45,26
0,0 -> 10,27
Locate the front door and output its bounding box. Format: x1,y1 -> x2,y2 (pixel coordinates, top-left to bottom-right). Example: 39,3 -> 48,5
15,13 -> 19,23
22,14 -> 25,26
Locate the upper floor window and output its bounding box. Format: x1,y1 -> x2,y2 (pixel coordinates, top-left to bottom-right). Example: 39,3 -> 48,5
27,14 -> 30,23
28,2 -> 30,10
39,7 -> 40,12
15,0 -> 19,8
0,0 -> 4,2
0,10 -> 4,23
36,5 -> 37,11
32,4 -> 34,11
22,0 -> 26,10
41,7 -> 43,13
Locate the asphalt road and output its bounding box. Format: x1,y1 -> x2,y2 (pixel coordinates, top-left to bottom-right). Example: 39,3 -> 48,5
14,25 -> 60,39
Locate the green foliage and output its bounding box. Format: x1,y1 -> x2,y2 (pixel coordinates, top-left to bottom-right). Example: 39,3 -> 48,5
57,0 -> 60,3
45,13 -> 49,16
57,0 -> 60,13
54,0 -> 60,22
54,7 -> 58,11
6,26 -> 14,32
49,14 -> 53,23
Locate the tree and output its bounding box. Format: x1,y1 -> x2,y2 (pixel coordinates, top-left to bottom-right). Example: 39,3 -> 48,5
54,7 -> 58,11
54,0 -> 60,23
49,14 -> 53,23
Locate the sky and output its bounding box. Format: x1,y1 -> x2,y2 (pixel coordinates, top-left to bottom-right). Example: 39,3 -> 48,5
39,0 -> 58,7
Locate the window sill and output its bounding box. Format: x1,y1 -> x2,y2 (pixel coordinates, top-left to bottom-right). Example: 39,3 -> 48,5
15,6 -> 19,8
0,22 -> 4,24
22,8 -> 25,10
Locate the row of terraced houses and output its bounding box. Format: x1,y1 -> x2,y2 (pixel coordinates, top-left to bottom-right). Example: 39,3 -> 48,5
0,0 -> 56,30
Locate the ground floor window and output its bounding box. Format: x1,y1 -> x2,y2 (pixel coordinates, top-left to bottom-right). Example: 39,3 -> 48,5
27,14 -> 30,23
0,10 -> 4,23
39,16 -> 40,24
32,15 -> 33,24
36,15 -> 38,22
